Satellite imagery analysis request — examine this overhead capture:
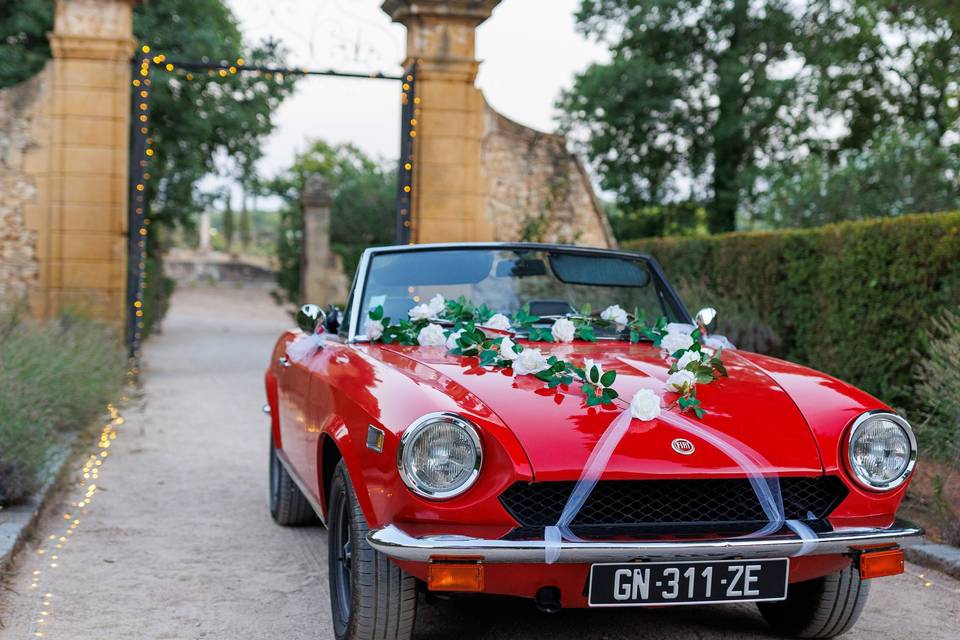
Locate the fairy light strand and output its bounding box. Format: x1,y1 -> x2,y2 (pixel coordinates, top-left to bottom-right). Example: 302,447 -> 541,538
25,394 -> 130,638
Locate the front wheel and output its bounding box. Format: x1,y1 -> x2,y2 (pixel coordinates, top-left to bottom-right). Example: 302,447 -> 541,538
328,459 -> 418,640
757,564 -> 871,638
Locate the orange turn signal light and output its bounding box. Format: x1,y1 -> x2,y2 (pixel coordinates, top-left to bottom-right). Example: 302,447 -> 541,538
427,562 -> 484,592
859,549 -> 904,579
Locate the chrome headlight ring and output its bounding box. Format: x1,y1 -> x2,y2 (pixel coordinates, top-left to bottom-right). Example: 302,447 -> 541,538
846,410 -> 917,491
397,412 -> 483,500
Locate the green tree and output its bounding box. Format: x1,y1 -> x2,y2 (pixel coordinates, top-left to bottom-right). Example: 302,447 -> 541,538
0,0 -> 51,89
560,0 -> 808,233
744,126 -> 960,229
560,0 -> 960,234
133,0 -> 296,228
270,140 -> 396,304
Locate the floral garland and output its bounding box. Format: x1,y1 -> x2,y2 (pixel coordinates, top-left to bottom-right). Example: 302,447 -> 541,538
364,295 -> 726,419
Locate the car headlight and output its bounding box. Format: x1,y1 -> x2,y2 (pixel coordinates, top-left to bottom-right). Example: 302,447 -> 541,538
847,411 -> 917,491
398,413 -> 482,499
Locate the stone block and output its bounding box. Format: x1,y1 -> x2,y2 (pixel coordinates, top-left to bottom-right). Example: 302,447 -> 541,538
59,232 -> 124,261
56,203 -> 124,233
58,59 -> 126,90
53,87 -> 123,118
58,117 -> 122,146
57,260 -> 118,289
61,146 -> 119,174
418,137 -> 481,166
417,112 -> 483,137
418,193 -> 485,222
60,175 -> 122,205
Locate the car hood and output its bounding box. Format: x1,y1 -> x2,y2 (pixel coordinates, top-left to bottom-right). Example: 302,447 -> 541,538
379,341 -> 826,481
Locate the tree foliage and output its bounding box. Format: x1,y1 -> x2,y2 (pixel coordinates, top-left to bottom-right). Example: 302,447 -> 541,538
133,0 -> 296,228
0,0 -> 52,89
270,140 -> 396,304
745,126 -> 960,228
0,0 -> 295,228
561,0 -> 960,234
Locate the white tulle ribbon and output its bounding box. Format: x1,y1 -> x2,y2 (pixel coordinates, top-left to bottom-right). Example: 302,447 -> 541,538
542,358 -> 819,563
285,331 -> 326,363
544,409 -> 635,564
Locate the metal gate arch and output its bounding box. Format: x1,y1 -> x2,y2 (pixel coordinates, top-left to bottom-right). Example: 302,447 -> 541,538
126,49 -> 417,359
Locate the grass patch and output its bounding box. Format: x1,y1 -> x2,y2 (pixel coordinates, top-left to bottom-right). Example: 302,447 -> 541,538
0,309 -> 126,506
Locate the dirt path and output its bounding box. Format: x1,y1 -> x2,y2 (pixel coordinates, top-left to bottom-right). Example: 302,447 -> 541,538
1,286 -> 958,639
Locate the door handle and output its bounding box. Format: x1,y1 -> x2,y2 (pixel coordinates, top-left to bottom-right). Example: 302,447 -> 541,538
278,356 -> 291,368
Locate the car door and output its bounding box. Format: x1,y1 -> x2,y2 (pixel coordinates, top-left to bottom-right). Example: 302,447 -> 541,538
276,334 -> 317,482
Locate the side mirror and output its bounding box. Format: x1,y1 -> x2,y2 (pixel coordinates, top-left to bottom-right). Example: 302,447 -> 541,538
695,307 -> 717,334
297,304 -> 326,334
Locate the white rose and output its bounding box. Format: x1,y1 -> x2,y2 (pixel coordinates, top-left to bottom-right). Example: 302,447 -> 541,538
408,303 -> 436,321
512,347 -> 550,376
499,336 -> 520,361
630,388 -> 662,421
675,349 -> 701,370
364,319 -> 384,340
551,317 -> 576,343
428,293 -> 446,316
601,304 -> 629,328
666,322 -> 694,335
583,358 -> 605,384
482,313 -> 512,332
417,323 -> 447,346
660,330 -> 694,354
445,329 -> 463,350
667,369 -> 696,393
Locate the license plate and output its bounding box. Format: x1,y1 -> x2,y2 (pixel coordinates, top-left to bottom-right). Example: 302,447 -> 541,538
588,558 -> 789,607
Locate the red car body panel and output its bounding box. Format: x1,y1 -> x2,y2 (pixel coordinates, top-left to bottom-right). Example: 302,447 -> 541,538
267,326 -> 912,602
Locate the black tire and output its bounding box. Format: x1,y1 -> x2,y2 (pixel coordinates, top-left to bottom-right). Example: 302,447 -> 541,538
268,437 -> 317,526
328,459 -> 418,640
758,564 -> 871,638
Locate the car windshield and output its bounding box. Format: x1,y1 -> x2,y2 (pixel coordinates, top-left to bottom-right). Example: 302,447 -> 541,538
357,248 -> 687,338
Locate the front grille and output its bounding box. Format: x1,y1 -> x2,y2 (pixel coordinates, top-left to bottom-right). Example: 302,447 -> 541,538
499,477 -> 847,531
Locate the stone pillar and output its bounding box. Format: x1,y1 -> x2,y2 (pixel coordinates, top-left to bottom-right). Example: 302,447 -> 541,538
382,0 -> 501,243
198,210 -> 211,252
301,175 -> 348,304
31,0 -> 137,326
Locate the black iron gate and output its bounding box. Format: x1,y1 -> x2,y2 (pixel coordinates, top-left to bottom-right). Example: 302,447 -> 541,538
125,48 -> 416,358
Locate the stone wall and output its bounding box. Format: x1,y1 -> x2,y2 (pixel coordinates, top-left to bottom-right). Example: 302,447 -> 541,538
0,0 -> 135,328
481,104 -> 614,248
0,74 -> 47,309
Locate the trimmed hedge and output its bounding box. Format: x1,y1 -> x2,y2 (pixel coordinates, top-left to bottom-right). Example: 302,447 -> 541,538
624,212 -> 960,413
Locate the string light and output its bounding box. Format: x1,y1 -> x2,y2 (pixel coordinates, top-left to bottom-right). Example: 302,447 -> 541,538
26,399 -> 131,638
125,44 -> 416,354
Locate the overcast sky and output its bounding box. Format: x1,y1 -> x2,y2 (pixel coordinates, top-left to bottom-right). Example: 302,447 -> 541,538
225,0 -> 608,179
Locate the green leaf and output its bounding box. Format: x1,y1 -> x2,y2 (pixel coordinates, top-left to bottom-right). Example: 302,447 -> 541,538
576,324 -> 597,342
695,372 -> 715,384
600,369 -> 617,387
369,305 -> 384,321
580,302 -> 593,316
589,365 -> 600,383
629,329 -> 640,343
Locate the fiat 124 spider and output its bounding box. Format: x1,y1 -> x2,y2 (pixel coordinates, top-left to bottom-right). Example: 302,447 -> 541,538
263,243 -> 921,640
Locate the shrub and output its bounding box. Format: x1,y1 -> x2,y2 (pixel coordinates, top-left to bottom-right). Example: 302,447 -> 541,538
912,308 -> 960,462
142,249 -> 175,338
0,310 -> 126,505
625,212 -> 960,413
675,278 -> 781,355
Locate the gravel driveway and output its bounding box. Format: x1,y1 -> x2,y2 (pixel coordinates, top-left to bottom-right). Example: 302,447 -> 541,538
1,286 -> 957,639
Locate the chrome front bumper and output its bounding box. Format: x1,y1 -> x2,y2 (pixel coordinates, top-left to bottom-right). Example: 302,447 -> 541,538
367,520 -> 924,564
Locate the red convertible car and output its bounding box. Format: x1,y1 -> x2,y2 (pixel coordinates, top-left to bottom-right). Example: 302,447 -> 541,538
264,243 -> 921,640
